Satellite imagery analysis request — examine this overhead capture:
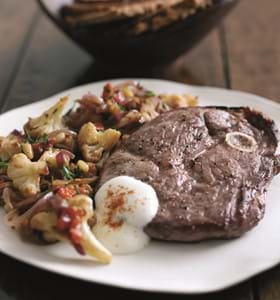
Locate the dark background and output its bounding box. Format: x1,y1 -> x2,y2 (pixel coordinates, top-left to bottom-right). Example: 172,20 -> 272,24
0,0 -> 280,299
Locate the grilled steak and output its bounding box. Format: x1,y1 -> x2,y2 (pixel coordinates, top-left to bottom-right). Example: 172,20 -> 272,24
99,107 -> 280,241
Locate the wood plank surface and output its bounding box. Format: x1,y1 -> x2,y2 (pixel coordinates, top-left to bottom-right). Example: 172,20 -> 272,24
256,266 -> 280,300
0,0 -> 38,105
0,251 -> 254,300
1,13 -> 92,112
224,0 -> 280,101
224,1 -> 280,299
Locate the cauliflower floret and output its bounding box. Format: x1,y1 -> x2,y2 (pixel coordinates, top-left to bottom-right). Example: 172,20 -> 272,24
78,122 -> 121,162
24,97 -> 68,139
160,94 -> 198,108
30,211 -> 63,243
140,100 -> 159,122
30,195 -> 112,264
116,110 -> 142,128
39,149 -> 73,168
68,195 -> 112,263
21,142 -> 34,160
48,130 -> 77,152
7,154 -> 49,197
0,133 -> 23,161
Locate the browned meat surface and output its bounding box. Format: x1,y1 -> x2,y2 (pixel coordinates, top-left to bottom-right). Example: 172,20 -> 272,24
99,107 -> 280,241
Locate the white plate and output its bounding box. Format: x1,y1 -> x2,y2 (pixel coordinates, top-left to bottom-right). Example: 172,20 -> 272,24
1,79 -> 280,294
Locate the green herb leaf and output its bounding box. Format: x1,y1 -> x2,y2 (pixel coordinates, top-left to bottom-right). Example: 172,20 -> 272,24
117,104 -> 126,111
0,161 -> 8,169
41,133 -> 49,144
75,166 -> 81,178
146,91 -> 156,97
24,130 -> 35,144
61,166 -> 76,181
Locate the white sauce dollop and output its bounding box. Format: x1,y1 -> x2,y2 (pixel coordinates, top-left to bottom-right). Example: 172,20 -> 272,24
93,176 -> 159,254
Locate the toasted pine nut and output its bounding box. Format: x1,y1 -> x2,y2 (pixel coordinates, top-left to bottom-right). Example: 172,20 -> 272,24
77,160 -> 89,173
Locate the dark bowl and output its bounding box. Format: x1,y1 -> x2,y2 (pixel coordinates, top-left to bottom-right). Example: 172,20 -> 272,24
37,0 -> 238,70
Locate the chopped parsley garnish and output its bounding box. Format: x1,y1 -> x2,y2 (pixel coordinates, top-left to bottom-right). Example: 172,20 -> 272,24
75,166 -> 81,178
117,104 -> 126,111
146,91 -> 156,97
41,133 -> 49,144
0,161 -> 8,169
24,131 -> 49,145
61,166 -> 76,181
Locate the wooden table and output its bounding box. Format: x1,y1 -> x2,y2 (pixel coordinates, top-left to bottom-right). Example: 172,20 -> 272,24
1,0 -> 280,299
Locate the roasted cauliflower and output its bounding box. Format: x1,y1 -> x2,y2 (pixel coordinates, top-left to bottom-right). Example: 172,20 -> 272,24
21,142 -> 34,160
0,132 -> 24,161
30,211 -> 63,243
140,100 -> 159,122
39,149 -> 73,168
7,153 -> 49,197
116,110 -> 142,128
78,122 -> 121,162
30,195 -> 112,263
160,94 -> 198,108
24,97 -> 68,139
48,130 -> 77,153
68,195 -> 112,263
